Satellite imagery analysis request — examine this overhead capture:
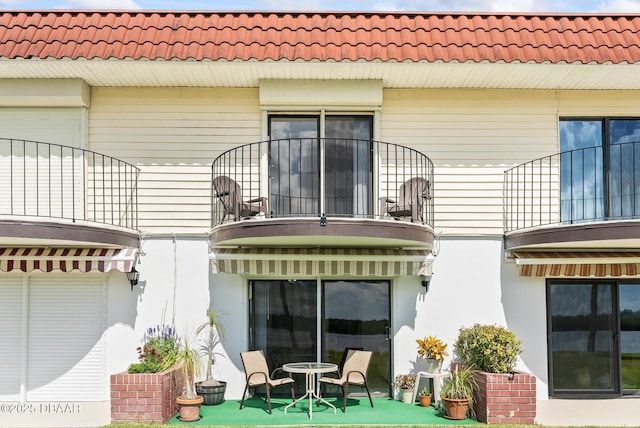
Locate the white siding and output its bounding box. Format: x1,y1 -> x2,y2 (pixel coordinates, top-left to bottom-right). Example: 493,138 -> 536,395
26,275 -> 107,401
86,86 -> 640,235
381,88 -> 640,236
0,278 -> 23,401
88,87 -> 261,232
381,89 -> 558,236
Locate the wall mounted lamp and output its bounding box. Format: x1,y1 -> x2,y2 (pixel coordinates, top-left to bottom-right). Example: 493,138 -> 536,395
127,267 -> 140,290
421,274 -> 431,292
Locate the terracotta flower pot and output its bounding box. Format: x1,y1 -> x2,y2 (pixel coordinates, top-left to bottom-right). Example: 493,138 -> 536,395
419,394 -> 432,407
441,397 -> 469,420
176,395 -> 204,422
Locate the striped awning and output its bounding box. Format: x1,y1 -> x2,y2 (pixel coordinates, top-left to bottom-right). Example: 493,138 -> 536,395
210,248 -> 433,277
512,251 -> 640,277
0,247 -> 138,273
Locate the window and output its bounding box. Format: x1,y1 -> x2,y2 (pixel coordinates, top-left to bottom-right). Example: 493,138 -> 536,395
560,118 -> 640,223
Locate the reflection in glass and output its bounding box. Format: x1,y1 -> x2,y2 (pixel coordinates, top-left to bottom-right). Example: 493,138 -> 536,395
559,121 -> 604,222
325,117 -> 372,217
250,280 -> 317,395
609,120 -> 640,219
619,284 -> 640,391
549,283 -> 616,394
250,280 -> 391,397
269,115 -> 373,218
559,118 -> 640,223
322,280 -> 390,396
269,117 -> 319,217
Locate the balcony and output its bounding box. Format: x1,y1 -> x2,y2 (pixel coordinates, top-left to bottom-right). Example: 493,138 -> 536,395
210,139 -> 434,250
504,142 -> 640,251
0,138 -> 139,248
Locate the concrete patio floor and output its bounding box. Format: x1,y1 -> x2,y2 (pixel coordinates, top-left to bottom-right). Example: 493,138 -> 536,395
536,398 -> 640,427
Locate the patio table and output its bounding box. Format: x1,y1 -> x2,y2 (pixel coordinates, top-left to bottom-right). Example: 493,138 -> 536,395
282,362 -> 338,419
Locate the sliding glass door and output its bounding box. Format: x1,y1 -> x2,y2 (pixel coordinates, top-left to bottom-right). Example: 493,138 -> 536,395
559,118 -> 640,223
249,279 -> 391,396
547,280 -> 640,396
268,115 -> 373,218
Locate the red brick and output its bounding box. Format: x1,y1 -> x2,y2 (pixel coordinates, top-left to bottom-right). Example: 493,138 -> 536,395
473,369 -> 537,424
110,383 -> 128,391
110,366 -> 182,424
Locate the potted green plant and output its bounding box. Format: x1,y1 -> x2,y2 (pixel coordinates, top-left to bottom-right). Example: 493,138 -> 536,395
453,324 -> 532,424
439,364 -> 477,420
113,323 -> 182,424
418,386 -> 431,407
163,331 -> 204,422
128,324 -> 180,373
394,374 -> 416,404
454,324 -> 522,374
195,307 -> 227,405
416,335 -> 449,373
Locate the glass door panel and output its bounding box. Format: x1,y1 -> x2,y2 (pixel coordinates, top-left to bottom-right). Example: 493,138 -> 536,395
559,120 -> 605,222
322,280 -> 391,396
620,284 -> 640,391
269,117 -> 319,217
324,117 -> 372,217
548,282 -> 618,395
249,280 -> 317,395
609,120 -> 640,219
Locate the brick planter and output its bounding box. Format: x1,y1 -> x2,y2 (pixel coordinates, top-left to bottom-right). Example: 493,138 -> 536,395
473,370 -> 536,424
110,366 -> 183,424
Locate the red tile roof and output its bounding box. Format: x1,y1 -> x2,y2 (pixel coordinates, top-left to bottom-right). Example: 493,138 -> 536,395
0,11 -> 639,64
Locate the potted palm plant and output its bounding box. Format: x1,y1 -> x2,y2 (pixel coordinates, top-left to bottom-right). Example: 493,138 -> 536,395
439,365 -> 477,420
163,332 -> 204,422
195,307 -> 227,405
416,335 -> 449,373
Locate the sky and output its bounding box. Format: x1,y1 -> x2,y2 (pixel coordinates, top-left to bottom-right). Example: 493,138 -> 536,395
2,0 -> 640,13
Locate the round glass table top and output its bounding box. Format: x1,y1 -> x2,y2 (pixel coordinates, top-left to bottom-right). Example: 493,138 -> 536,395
282,362 -> 338,374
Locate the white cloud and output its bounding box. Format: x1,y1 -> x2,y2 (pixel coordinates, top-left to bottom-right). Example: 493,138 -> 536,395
357,0 -> 583,12
247,0 -> 326,10
57,0 -> 141,8
596,0 -> 640,12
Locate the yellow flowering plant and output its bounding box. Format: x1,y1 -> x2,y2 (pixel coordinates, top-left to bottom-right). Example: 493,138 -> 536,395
416,335 -> 449,360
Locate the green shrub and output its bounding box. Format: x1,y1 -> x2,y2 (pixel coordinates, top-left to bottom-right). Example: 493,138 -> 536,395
454,324 -> 523,373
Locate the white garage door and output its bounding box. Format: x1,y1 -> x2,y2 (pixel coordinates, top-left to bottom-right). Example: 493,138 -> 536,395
0,277 -> 23,401
0,275 -> 107,402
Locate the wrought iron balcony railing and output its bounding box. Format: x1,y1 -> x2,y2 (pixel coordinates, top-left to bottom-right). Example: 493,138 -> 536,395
504,141 -> 640,233
0,138 -> 139,230
211,138 -> 434,228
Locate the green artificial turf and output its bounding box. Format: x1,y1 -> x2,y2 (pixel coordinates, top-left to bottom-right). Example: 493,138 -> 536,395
167,397 -> 477,426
